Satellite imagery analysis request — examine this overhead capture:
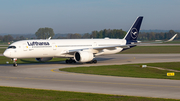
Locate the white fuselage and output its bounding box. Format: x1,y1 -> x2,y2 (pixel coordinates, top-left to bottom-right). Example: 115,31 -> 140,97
3,16 -> 143,66
3,38 -> 126,59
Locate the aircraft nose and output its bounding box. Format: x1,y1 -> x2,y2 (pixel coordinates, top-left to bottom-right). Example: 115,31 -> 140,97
3,50 -> 10,57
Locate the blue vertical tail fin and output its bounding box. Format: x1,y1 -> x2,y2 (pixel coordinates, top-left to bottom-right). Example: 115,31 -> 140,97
123,16 -> 143,43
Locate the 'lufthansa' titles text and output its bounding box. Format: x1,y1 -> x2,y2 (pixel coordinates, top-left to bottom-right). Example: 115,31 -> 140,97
27,42 -> 51,48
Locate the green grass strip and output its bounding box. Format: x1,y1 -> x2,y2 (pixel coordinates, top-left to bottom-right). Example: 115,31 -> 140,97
0,48 -> 6,54
161,40 -> 180,44
60,62 -> 180,80
142,62 -> 180,71
0,86 -> 177,101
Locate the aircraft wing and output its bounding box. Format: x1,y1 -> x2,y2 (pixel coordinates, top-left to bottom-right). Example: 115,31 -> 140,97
92,44 -> 136,50
61,44 -> 135,54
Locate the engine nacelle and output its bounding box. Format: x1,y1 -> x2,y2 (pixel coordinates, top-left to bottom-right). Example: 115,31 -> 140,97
36,57 -> 53,62
74,51 -> 94,63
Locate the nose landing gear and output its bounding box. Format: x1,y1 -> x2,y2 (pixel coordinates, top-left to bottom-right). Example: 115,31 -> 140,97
12,58 -> 18,67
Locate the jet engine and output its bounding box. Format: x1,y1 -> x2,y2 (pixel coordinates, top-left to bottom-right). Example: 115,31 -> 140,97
36,57 -> 53,62
74,51 -> 94,63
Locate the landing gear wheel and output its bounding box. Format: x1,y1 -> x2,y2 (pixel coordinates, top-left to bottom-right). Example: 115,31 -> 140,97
87,60 -> 97,64
73,60 -> 76,63
13,63 -> 18,67
93,60 -> 97,63
65,59 -> 69,63
69,60 -> 73,63
65,58 -> 76,64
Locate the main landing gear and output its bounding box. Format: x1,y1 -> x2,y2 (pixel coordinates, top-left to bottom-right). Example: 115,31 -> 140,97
65,58 -> 76,64
91,59 -> 97,64
87,59 -> 97,64
12,58 -> 18,67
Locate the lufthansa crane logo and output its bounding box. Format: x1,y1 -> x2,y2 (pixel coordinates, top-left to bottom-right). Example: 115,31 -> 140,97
131,28 -> 138,39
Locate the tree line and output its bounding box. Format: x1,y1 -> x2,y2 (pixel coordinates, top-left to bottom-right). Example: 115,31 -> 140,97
138,30 -> 178,40
0,35 -> 26,42
56,29 -> 127,39
0,27 -> 179,43
56,29 -> 179,40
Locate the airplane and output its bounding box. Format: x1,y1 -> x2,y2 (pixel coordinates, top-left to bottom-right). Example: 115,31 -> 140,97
3,16 -> 176,67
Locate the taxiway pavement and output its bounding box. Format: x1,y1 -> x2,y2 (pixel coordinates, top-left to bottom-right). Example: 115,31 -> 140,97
0,54 -> 180,99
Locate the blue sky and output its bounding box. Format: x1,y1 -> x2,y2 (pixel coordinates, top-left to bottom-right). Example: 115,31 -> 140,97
0,0 -> 180,34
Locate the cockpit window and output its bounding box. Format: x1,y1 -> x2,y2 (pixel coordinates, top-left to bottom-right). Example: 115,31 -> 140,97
7,46 -> 16,49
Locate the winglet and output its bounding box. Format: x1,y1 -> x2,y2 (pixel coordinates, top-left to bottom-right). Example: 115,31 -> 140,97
47,37 -> 51,40
166,34 -> 177,42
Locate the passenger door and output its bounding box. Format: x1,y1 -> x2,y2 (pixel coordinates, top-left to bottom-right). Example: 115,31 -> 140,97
23,43 -> 28,51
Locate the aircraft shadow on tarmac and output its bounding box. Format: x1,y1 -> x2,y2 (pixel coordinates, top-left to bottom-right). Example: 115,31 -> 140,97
95,57 -> 114,61
19,57 -> 114,64
0,57 -> 114,66
20,59 -> 40,63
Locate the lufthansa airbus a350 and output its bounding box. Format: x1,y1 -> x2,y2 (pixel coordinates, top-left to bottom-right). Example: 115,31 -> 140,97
3,16 -> 176,67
